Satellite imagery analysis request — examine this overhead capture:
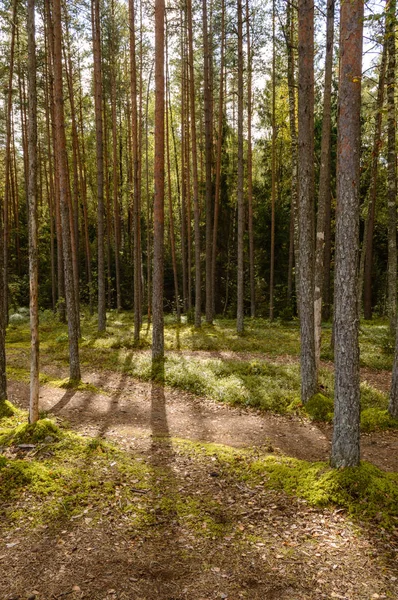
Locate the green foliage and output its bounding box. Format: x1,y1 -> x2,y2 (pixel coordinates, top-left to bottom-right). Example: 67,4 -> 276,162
0,418 -> 62,446
180,440 -> 398,530
360,408 -> 398,432
305,393 -> 334,423
0,400 -> 17,419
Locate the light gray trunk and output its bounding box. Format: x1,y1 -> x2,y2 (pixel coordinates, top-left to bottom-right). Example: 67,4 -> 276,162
297,0 -> 317,402
314,0 -> 334,368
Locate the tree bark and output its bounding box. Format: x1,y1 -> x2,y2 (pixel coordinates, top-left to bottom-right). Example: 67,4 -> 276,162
203,0 -> 213,324
269,0 -> 276,321
236,0 -> 244,334
314,0 -> 335,368
331,0 -> 363,468
92,0 -> 106,332
152,0 -> 165,361
52,0 -> 81,382
246,0 -> 255,318
360,39 -> 387,319
285,0 -> 299,311
27,0 -> 39,424
297,0 -> 317,402
187,0 -> 201,327
129,0 -> 142,341
386,0 -> 397,335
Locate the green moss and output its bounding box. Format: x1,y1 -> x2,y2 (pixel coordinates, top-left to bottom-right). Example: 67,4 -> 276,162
176,439 -> 398,530
360,408 -> 398,432
0,400 -> 17,419
0,418 -> 62,446
305,393 -> 334,422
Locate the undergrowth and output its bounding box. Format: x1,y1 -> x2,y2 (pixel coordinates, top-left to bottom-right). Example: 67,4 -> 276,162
1,403 -> 397,536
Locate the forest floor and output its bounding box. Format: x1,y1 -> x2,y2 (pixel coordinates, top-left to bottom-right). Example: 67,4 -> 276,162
1,315 -> 398,599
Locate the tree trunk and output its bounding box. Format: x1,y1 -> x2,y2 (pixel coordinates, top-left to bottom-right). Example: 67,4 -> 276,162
360,39 -> 387,319
236,0 -> 244,334
269,0 -> 276,321
0,204 -> 6,402
285,0 -> 299,311
246,0 -> 255,318
386,0 -> 397,335
152,0 -> 165,360
111,0 -> 122,312
129,0 -> 142,341
297,0 -> 317,402
203,0 -> 213,324
314,0 -> 335,368
27,0 -> 39,424
53,0 -> 81,382
92,0 -> 106,332
331,0 -> 363,468
187,0 -> 201,327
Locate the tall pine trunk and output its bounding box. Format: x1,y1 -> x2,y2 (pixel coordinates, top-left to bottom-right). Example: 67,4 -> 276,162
314,0 -> 334,367
331,0 -> 363,468
203,0 -> 213,324
386,0 -> 397,334
187,0 -> 201,327
297,0 -> 317,402
27,0 -> 39,424
53,0 -> 81,381
92,0 -> 106,332
152,0 -> 165,360
236,0 -> 244,334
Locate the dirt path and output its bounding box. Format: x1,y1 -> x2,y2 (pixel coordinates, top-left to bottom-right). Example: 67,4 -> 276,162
8,365 -> 398,472
3,367 -> 398,600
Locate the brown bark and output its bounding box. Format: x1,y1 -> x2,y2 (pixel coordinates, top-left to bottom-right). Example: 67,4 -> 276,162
203,0 -> 213,324
110,0 -> 121,312
360,40 -> 387,319
269,0 -> 276,321
152,0 -> 165,360
297,0 -> 317,402
386,0 -> 397,335
331,0 -> 363,468
3,0 -> 17,325
314,0 -> 335,367
187,0 -> 201,327
236,0 -> 244,334
246,0 -> 255,318
27,0 -> 39,423
52,0 -> 81,381
129,0 -> 142,340
285,0 -> 299,309
180,13 -> 188,313
92,0 -> 106,332
211,0 -> 225,319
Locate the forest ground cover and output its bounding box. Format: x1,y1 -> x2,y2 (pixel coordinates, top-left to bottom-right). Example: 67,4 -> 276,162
1,312 -> 398,598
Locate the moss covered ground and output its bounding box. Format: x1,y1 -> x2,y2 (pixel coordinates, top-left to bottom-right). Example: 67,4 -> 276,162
4,311 -> 397,433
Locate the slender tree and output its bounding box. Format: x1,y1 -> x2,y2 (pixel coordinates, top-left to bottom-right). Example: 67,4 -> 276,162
203,0 -> 213,324
152,0 -> 165,360
269,0 -> 276,321
236,0 -> 244,334
359,39 -> 387,317
331,0 -> 363,468
314,0 -> 334,367
187,0 -> 201,327
92,0 -> 106,332
0,205 -> 6,403
246,0 -> 255,318
53,0 -> 81,382
297,0 -> 317,402
27,0 -> 39,423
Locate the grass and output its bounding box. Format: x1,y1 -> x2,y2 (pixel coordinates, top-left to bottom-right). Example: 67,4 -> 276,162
4,310 -> 397,432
